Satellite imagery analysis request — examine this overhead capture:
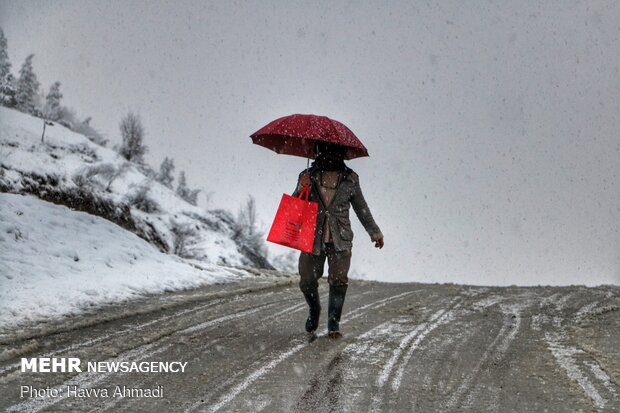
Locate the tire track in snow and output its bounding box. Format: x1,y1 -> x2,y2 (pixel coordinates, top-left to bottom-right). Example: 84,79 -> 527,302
445,301 -> 526,410
368,297 -> 464,412
545,332 -> 608,410
390,307 -> 459,392
0,298 -> 225,376
99,302 -> 308,413
192,290 -> 420,413
179,301 -> 280,334
2,296 -> 293,413
294,351 -> 346,412
296,292 -> 470,412
544,329 -> 620,409
584,361 -> 618,397
0,289 -> 290,376
536,292 -> 618,410
293,320 -> 403,412
462,302 -> 526,409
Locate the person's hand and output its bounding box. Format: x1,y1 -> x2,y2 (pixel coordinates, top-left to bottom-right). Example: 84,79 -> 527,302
374,237 -> 384,249
299,173 -> 310,188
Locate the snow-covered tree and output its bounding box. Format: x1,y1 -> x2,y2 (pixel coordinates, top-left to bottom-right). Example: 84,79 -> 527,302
156,157 -> 175,189
43,81 -> 63,121
0,73 -> 16,107
118,111 -> 147,163
0,28 -> 11,80
15,54 -> 40,114
176,170 -> 200,205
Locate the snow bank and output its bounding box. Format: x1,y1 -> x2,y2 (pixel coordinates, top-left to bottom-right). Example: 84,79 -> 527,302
0,193 -> 247,330
0,106 -> 259,268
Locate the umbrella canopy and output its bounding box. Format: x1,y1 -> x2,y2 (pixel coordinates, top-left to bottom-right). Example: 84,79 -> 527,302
250,114 -> 369,160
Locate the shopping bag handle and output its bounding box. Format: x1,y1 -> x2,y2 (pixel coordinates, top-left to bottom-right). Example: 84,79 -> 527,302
298,184 -> 310,201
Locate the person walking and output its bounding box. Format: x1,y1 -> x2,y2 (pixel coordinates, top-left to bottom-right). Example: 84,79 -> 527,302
293,141 -> 384,338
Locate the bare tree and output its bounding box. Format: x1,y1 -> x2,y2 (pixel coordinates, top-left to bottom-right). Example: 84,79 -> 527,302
171,220 -> 198,258
233,195 -> 267,256
237,195 -> 258,238
118,111 -> 147,163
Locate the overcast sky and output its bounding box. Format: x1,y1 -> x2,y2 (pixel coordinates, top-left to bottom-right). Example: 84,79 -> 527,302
2,0 -> 619,286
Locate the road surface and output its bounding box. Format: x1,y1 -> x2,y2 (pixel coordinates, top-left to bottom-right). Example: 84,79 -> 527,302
1,273 -> 619,412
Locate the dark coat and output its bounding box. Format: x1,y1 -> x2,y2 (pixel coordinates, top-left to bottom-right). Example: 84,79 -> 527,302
293,165 -> 383,255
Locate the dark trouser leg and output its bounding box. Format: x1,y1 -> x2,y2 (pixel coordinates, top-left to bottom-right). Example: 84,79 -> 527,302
326,245 -> 351,336
299,251 -> 326,332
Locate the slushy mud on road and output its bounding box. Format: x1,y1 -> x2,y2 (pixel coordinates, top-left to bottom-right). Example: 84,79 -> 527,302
0,276 -> 619,412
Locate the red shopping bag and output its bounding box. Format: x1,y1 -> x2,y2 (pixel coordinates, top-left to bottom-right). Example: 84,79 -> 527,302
267,185 -> 318,252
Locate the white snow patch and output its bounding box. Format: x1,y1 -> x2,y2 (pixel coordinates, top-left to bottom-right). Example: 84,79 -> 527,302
530,314 -> 547,331
495,304 -> 523,356
540,293 -> 573,311
573,301 -> 599,322
472,295 -> 503,310
545,332 -> 607,409
584,361 -> 617,396
0,193 -> 246,329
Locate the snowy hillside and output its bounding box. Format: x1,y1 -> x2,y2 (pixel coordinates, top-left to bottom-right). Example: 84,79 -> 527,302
0,193 -> 252,329
0,106 -> 271,268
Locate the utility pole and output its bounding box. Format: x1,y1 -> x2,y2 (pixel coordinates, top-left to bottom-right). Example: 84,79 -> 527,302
41,119 -> 54,142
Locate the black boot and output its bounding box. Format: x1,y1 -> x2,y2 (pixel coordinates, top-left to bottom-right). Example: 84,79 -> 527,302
303,290 -> 321,333
328,284 -> 348,338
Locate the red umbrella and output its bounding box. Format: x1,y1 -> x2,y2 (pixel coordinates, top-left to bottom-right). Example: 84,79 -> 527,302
250,114 -> 369,160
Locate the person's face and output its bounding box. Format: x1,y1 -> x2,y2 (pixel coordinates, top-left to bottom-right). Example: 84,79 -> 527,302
316,144 -> 344,161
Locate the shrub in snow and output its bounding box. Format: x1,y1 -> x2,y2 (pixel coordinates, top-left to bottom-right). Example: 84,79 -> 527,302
72,162 -> 128,191
176,171 -> 200,206
170,220 -> 198,258
68,142 -> 99,163
58,119 -> 73,129
0,73 -> 16,108
137,163 -> 157,180
118,111 -> 147,164
58,110 -> 107,147
125,183 -> 160,213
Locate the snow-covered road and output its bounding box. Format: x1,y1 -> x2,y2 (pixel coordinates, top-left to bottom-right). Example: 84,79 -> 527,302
0,279 -> 618,412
